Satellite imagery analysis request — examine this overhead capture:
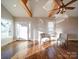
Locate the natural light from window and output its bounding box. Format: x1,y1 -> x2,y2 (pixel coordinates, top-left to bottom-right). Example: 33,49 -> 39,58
16,24 -> 28,40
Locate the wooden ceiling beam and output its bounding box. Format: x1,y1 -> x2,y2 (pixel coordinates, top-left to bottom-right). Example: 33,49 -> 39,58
20,0 -> 32,17
48,0 -> 59,17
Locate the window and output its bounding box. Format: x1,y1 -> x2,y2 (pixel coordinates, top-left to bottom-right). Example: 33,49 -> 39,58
48,22 -> 55,36
1,18 -> 13,39
16,24 -> 28,40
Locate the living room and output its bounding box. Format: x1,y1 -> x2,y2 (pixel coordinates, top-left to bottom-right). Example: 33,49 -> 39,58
1,0 -> 78,59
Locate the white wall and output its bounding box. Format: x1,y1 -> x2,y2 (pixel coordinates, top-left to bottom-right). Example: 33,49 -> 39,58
14,17 -> 55,40
1,5 -> 14,46
56,17 -> 78,40
15,17 -> 78,40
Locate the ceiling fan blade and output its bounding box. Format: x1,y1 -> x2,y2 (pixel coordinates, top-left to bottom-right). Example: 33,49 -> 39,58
65,0 -> 77,6
60,0 -> 64,6
65,7 -> 75,9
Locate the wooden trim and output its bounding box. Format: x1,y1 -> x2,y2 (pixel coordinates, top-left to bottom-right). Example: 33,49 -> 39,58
20,0 -> 32,17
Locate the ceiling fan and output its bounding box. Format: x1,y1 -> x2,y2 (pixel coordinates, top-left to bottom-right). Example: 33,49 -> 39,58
48,0 -> 77,17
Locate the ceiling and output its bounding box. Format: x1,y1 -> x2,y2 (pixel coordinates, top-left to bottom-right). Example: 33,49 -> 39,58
1,0 -> 78,17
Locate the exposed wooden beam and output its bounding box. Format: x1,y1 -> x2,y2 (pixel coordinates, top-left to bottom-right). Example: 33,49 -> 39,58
20,0 -> 32,17
48,0 -> 59,17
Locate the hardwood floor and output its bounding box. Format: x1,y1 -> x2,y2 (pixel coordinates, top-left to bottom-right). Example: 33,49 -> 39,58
1,40 -> 33,59
1,40 -> 78,59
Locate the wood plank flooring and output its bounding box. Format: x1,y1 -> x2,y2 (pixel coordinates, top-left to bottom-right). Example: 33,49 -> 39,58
1,40 -> 78,59
1,40 -> 33,59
